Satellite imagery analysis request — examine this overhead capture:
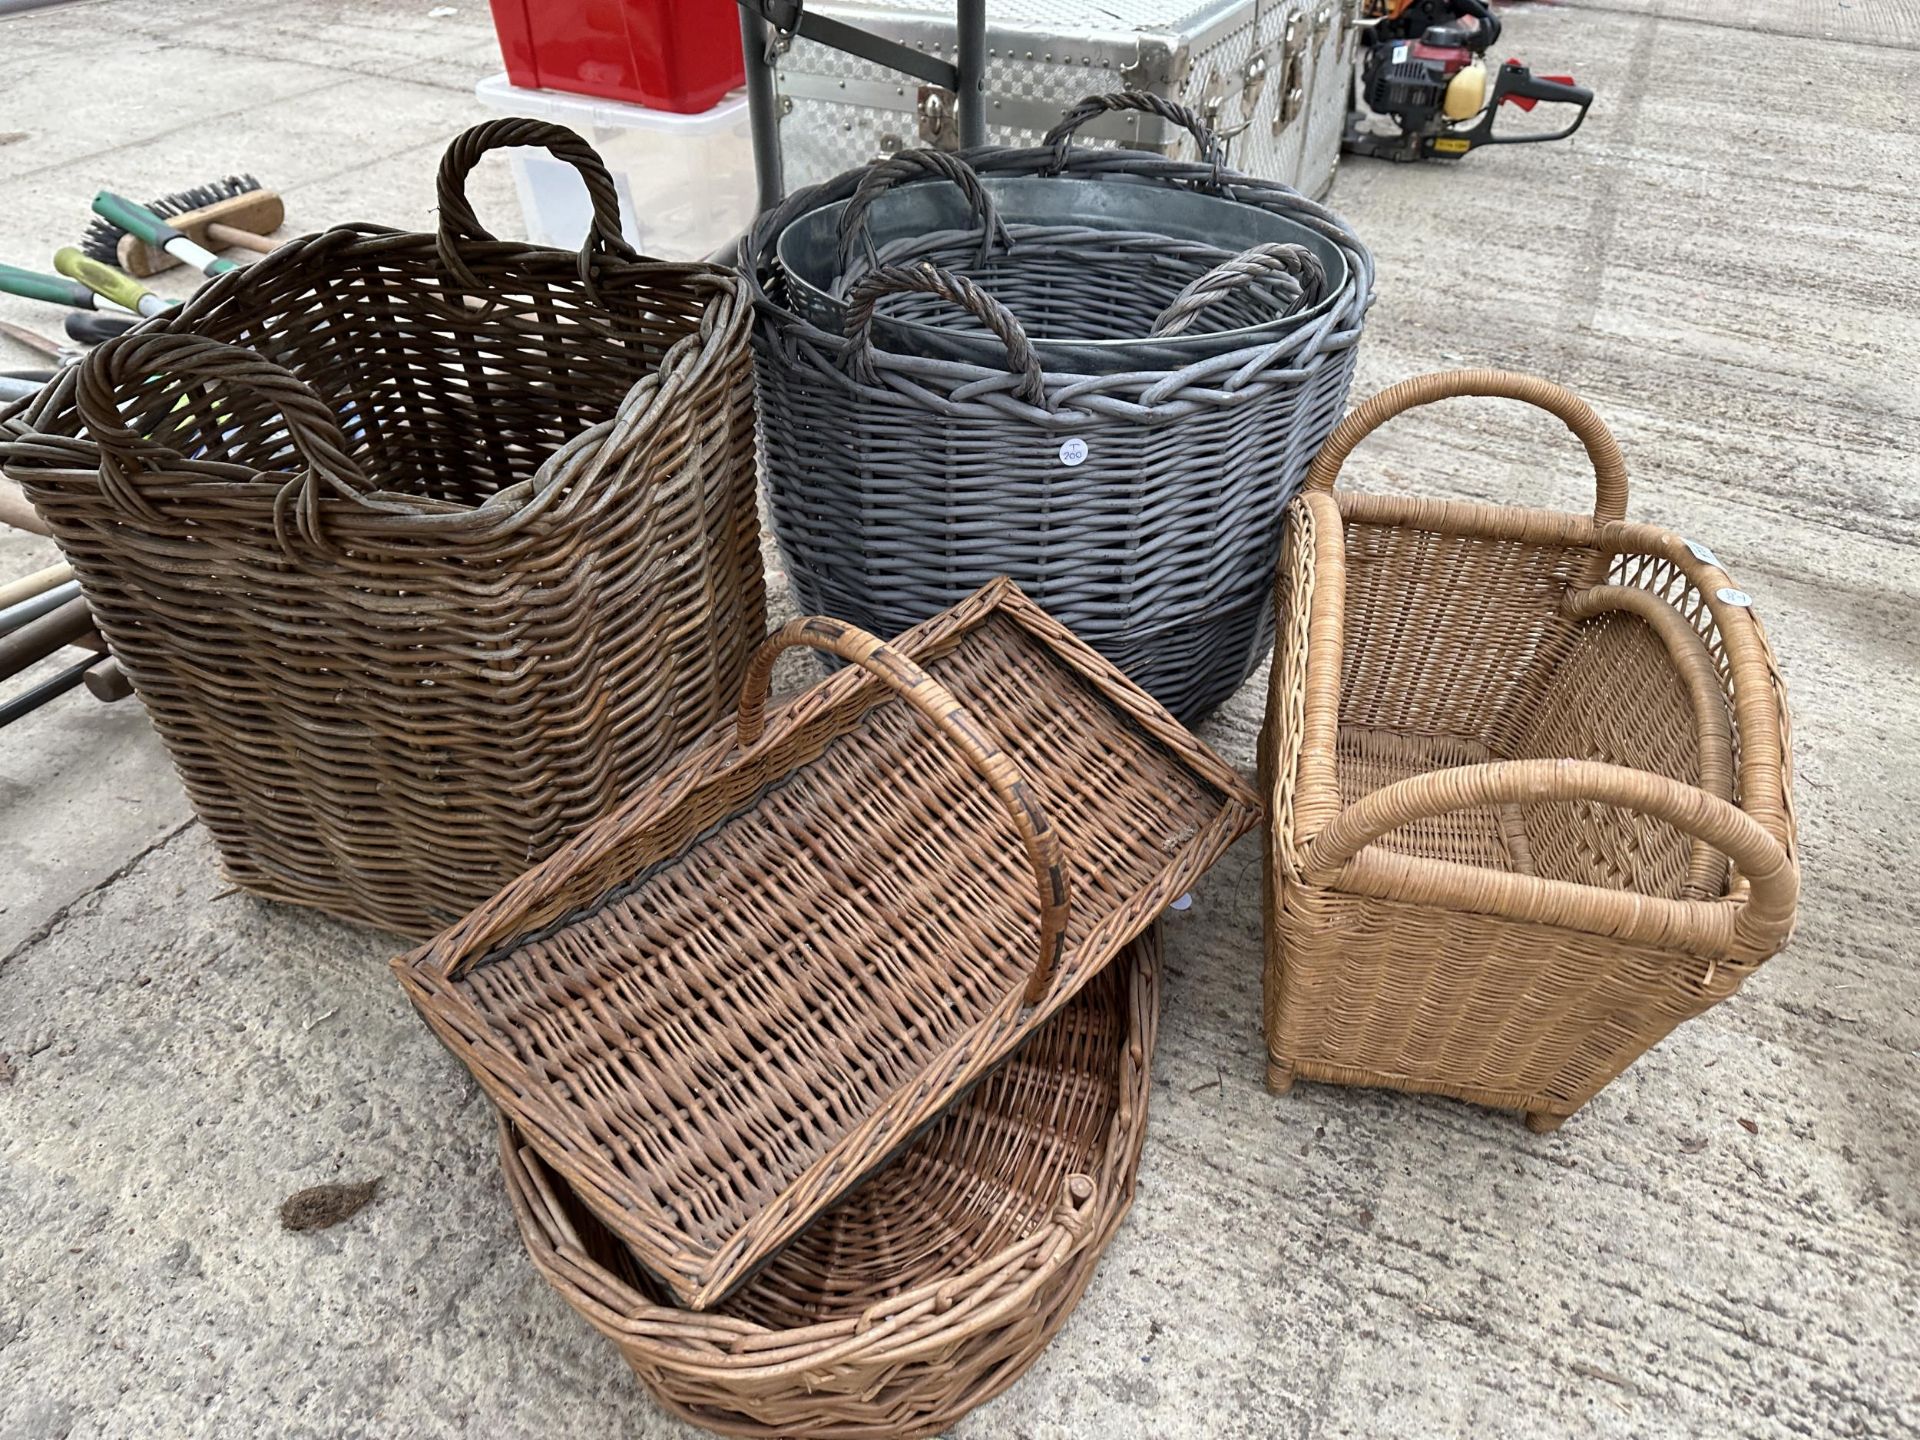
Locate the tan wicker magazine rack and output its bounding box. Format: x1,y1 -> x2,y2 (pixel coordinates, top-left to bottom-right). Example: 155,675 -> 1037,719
500,922 -> 1160,1440
1262,370 -> 1798,1131
399,577 -> 1256,1307
0,119 -> 763,938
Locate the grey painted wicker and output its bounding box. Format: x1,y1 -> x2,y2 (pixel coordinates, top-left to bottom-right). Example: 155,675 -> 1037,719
743,93 -> 1374,722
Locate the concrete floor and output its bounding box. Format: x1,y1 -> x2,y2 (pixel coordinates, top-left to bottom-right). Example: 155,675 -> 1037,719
1,1 -> 1915,1436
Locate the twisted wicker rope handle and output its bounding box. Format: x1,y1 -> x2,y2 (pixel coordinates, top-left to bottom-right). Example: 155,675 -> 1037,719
736,616 -> 1072,1006
1149,242 -> 1327,338
836,148 -> 1011,273
843,263 -> 1046,405
1042,91 -> 1225,180
1305,370 -> 1630,526
435,117 -> 637,289
1302,759 -> 1797,963
72,330 -> 372,548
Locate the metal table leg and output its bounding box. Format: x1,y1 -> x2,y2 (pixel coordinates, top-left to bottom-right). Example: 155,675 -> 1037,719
740,2 -> 787,214
739,0 -> 990,212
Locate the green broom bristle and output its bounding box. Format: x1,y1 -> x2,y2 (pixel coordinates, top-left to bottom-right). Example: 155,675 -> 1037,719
79,175 -> 264,263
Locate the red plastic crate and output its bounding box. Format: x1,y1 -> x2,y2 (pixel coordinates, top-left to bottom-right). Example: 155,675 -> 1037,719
488,0 -> 745,113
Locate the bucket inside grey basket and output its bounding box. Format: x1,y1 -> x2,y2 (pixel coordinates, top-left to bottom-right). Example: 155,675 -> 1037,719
775,174 -> 1350,370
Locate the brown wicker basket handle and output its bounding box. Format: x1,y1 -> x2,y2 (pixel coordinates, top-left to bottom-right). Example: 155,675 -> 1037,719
837,148 -> 1010,273
435,117 -> 637,287
736,616 -> 1072,1005
1304,370 -> 1629,525
1301,758 -> 1797,963
1148,242 -> 1327,338
844,263 -> 1046,405
1042,91 -> 1225,180
72,330 -> 373,536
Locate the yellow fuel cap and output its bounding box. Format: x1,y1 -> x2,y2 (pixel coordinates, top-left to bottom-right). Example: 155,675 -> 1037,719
1444,62 -> 1488,120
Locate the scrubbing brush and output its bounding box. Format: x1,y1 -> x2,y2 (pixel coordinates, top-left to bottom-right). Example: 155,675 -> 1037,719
81,176 -> 285,278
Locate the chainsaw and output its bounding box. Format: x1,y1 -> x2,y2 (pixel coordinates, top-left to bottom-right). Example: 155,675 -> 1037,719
1344,0 -> 1593,162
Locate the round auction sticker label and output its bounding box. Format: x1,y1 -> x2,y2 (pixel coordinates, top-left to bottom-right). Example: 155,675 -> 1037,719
1058,437 -> 1088,467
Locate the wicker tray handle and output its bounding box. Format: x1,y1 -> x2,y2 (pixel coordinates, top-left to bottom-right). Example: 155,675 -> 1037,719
1305,369 -> 1629,527
1149,242 -> 1327,338
844,263 -> 1046,405
836,148 -> 1011,273
736,616 -> 1072,1005
434,117 -> 637,287
73,329 -> 374,544
1042,91 -> 1225,178
1302,758 -> 1797,964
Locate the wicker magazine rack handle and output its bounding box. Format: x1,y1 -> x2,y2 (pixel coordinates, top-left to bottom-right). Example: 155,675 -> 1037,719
434,116 -> 638,287
844,263 -> 1047,404
1149,242 -> 1328,338
737,616 -> 1073,1005
73,329 -> 376,547
1301,758 -> 1798,965
1304,369 -> 1630,528
836,147 -> 1010,272
1042,91 -> 1225,177
1561,583 -> 1736,899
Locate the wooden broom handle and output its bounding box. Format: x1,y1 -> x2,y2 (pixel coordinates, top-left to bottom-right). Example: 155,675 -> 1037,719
736,616 -> 1072,1005
1305,369 -> 1630,525
1301,758 -> 1797,962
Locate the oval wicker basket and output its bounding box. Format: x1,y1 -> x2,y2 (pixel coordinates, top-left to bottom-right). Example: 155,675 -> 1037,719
500,923 -> 1159,1440
0,119 -> 765,938
744,92 -> 1373,723
396,577 -> 1257,1310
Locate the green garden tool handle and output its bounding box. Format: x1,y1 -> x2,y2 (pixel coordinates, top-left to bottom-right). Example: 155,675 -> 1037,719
53,247 -> 173,318
92,191 -> 239,276
0,262 -> 134,314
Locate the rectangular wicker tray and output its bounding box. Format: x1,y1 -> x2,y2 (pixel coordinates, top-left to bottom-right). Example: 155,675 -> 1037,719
396,578 -> 1257,1309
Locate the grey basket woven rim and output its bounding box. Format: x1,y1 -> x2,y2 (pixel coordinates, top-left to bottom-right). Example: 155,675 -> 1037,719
776,172 -> 1349,366
743,143 -> 1375,418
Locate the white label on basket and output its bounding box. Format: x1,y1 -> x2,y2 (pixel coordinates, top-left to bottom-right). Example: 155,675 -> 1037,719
1169,892 -> 1193,912
1685,539 -> 1720,567
1716,586 -> 1753,608
1058,437 -> 1089,467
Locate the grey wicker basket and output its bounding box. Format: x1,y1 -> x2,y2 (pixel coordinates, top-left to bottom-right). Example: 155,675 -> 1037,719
744,93 -> 1375,721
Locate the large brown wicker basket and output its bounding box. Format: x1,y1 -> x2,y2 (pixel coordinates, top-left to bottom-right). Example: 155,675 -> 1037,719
1261,370 -> 1798,1131
398,577 -> 1256,1308
0,119 -> 764,938
500,922 -> 1159,1440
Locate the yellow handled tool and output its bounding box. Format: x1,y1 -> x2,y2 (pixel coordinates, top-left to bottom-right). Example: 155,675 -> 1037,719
52,247 -> 175,319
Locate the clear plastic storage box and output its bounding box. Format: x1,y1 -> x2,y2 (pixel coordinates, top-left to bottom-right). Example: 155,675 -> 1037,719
474,73 -> 754,261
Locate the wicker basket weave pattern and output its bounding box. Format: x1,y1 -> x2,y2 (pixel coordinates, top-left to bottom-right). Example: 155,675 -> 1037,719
0,120 -> 765,938
1263,371 -> 1798,1131
500,925 -> 1159,1440
398,578 -> 1257,1308
745,94 -> 1373,723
